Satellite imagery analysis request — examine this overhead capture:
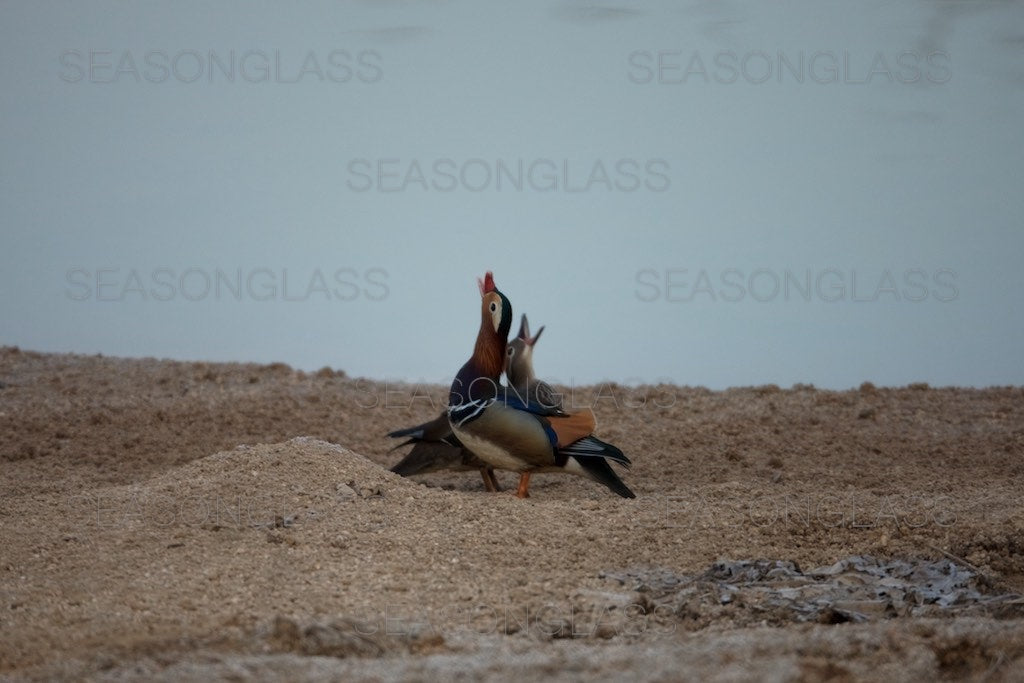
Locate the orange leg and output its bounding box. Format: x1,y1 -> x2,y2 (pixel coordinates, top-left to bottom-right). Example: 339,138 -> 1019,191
516,472 -> 531,499
479,467 -> 501,493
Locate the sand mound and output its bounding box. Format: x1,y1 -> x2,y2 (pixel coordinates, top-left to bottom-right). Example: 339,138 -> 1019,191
60,438 -> 416,539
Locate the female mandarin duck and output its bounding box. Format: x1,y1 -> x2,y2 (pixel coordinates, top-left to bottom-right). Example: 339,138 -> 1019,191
388,313 -> 550,492
447,272 -> 635,499
387,413 -> 502,492
504,314 -> 563,413
389,314 -> 555,491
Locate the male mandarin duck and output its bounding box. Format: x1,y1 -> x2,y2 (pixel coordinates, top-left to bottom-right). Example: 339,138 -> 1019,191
387,413 -> 502,492
447,272 -> 635,499
504,314 -> 563,413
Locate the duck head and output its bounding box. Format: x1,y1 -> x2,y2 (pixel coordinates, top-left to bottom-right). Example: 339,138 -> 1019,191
505,314 -> 544,386
473,271 -> 513,380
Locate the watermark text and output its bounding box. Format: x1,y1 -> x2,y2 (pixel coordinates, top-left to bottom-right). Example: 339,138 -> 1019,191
65,266 -> 390,302
636,267 -> 958,303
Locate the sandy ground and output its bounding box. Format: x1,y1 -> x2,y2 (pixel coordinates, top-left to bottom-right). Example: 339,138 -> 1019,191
1,345 -> 1023,681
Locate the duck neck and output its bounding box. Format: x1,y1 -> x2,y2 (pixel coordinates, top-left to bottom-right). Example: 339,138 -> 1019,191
512,363 -> 537,390
449,321 -> 507,406
472,327 -> 505,382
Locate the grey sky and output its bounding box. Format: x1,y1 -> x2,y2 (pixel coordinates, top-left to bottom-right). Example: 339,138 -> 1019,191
2,1 -> 1022,389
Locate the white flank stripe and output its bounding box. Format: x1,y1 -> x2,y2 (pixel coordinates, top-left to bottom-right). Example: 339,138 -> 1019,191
448,398 -> 493,427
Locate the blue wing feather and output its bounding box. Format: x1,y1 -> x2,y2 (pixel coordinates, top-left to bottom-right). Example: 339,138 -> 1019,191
496,392 -> 559,447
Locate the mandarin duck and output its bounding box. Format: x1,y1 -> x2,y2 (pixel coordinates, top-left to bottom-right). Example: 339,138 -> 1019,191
389,316 -> 553,491
387,413 -> 501,492
504,314 -> 563,413
447,272 -> 635,499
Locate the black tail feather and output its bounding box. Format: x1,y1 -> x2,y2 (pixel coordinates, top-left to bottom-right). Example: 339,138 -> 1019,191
387,438 -> 418,452
387,414 -> 459,448
572,454 -> 636,499
390,442 -> 465,476
390,451 -> 431,476
560,436 -> 631,468
387,425 -> 427,440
